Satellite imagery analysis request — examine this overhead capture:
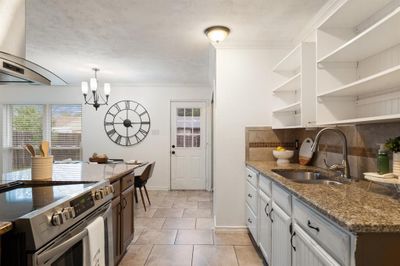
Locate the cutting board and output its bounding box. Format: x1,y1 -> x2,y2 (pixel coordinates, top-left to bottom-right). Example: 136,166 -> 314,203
299,138 -> 313,165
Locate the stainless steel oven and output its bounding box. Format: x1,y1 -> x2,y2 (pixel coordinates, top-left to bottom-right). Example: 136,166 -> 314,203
32,202 -> 113,266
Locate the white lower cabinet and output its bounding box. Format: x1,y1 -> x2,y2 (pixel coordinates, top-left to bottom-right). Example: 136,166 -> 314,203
245,167 -> 353,266
292,223 -> 340,266
271,201 -> 292,266
258,190 -> 272,264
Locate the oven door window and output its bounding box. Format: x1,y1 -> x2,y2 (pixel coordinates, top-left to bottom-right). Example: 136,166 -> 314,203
52,241 -> 83,266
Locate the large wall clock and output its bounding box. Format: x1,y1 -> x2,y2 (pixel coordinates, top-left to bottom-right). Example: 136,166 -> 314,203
104,100 -> 151,146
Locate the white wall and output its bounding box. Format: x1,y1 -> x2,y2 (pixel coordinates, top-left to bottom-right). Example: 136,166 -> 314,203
0,84 -> 211,189
213,47 -> 287,228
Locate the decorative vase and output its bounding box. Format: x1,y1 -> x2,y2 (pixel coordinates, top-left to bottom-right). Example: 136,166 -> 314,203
393,152 -> 400,178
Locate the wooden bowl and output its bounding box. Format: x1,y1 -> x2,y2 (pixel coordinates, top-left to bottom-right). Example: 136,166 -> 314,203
89,157 -> 108,164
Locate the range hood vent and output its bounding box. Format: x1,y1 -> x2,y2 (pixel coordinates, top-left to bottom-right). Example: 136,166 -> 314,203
0,0 -> 66,85
0,51 -> 66,85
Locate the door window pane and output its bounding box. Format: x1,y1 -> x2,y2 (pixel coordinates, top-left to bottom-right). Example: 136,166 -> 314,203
177,135 -> 184,147
185,135 -> 192,147
177,108 -> 184,117
175,107 -> 201,148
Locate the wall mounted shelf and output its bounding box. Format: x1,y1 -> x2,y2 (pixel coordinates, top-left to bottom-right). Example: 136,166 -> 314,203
272,73 -> 301,93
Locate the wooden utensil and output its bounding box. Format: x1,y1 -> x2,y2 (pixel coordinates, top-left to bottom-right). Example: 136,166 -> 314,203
24,144 -> 36,157
40,141 -> 49,157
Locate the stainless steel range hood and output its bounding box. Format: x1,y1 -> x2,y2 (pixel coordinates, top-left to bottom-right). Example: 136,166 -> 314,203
0,0 -> 66,85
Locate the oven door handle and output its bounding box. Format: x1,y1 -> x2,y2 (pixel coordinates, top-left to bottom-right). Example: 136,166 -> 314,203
36,229 -> 88,265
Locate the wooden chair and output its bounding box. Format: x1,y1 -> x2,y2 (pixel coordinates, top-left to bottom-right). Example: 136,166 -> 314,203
134,162 -> 155,211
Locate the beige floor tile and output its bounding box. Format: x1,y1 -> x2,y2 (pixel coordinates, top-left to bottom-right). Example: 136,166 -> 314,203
163,218 -> 196,229
198,201 -> 212,209
135,229 -> 177,245
196,218 -> 214,229
183,208 -> 212,218
135,218 -> 166,230
187,195 -> 212,202
214,231 -> 252,245
134,208 -> 157,218
234,246 -> 264,266
148,199 -> 174,208
175,229 -> 214,245
153,208 -> 184,218
131,228 -> 145,244
192,245 -> 238,266
119,244 -> 153,266
145,245 -> 193,266
173,201 -> 198,209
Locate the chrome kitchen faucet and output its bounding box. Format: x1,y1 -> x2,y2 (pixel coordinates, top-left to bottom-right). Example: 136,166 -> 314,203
311,127 -> 351,179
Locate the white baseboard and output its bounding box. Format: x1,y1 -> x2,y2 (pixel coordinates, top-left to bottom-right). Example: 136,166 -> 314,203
145,186 -> 170,191
214,226 -> 248,232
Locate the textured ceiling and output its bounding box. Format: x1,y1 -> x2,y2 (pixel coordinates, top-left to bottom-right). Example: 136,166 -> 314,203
26,0 -> 326,85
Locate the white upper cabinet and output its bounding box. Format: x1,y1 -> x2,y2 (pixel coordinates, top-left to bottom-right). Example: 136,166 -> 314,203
316,0 -> 400,125
272,42 -> 317,129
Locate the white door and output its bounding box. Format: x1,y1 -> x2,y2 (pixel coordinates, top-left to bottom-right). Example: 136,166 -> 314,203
271,201 -> 292,266
292,223 -> 340,266
170,101 -> 206,190
258,190 -> 272,264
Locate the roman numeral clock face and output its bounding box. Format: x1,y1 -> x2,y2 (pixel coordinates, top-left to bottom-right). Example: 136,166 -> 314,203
104,100 -> 151,146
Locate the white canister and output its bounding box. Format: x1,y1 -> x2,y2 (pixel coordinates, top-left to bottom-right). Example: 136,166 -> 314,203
393,152 -> 400,178
31,156 -> 54,180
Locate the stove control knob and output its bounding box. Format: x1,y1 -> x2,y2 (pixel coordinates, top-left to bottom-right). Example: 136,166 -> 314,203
93,190 -> 103,200
108,185 -> 115,193
51,212 -> 63,226
62,207 -> 76,220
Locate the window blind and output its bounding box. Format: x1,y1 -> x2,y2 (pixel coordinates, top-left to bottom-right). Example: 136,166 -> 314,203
51,105 -> 82,148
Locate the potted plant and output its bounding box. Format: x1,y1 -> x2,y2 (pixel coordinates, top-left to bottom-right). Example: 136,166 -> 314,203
385,136 -> 400,176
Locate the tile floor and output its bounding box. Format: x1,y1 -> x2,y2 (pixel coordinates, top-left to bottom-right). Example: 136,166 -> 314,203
119,190 -> 264,266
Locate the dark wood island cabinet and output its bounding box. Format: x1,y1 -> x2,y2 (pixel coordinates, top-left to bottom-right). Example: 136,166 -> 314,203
111,173 -> 136,265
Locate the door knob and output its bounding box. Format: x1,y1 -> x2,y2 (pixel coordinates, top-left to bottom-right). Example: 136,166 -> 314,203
171,151 -> 175,155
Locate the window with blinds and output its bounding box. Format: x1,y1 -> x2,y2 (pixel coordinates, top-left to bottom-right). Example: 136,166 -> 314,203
3,104 -> 82,171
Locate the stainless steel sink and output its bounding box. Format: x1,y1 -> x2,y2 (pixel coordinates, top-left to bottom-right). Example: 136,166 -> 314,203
272,170 -> 344,185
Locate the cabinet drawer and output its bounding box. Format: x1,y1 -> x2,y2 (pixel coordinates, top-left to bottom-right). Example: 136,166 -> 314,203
246,167 -> 258,187
293,198 -> 350,266
111,180 -> 121,198
259,175 -> 272,196
121,174 -> 134,191
246,204 -> 257,241
272,183 -> 291,215
246,181 -> 257,213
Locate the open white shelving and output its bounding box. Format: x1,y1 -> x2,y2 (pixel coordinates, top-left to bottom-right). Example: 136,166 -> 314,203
272,42 -> 316,129
272,102 -> 301,113
272,44 -> 302,74
316,0 -> 400,125
318,64 -> 400,97
272,73 -> 301,93
318,7 -> 400,63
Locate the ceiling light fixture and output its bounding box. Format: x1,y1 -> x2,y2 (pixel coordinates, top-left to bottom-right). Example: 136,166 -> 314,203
81,68 -> 111,111
204,26 -> 230,43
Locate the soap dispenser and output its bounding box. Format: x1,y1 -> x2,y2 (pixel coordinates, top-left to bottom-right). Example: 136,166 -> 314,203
377,144 -> 389,175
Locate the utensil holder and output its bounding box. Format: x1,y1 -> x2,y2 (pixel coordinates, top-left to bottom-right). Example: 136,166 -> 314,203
31,156 -> 53,180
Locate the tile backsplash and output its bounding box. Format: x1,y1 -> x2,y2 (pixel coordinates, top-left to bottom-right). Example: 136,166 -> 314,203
245,122 -> 400,178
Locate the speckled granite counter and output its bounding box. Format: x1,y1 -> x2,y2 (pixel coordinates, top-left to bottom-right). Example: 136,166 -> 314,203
1,162 -> 144,184
246,161 -> 400,234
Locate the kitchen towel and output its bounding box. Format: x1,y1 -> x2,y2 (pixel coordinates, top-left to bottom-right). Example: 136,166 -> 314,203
87,217 -> 105,266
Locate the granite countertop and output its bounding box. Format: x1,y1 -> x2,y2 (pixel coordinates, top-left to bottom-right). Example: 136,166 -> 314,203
0,162 -> 146,235
246,161 -> 400,234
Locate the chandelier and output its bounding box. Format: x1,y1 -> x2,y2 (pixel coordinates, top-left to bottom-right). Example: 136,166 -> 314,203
81,68 -> 111,110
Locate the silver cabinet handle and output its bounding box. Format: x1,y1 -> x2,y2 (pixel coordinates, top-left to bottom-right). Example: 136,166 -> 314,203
247,193 -> 252,198
248,174 -> 252,178
247,218 -> 252,224
264,203 -> 269,216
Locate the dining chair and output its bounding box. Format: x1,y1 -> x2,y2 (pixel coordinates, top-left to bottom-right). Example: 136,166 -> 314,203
134,161 -> 155,211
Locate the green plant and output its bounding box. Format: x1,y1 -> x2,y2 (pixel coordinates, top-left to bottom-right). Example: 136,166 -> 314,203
385,136 -> 400,153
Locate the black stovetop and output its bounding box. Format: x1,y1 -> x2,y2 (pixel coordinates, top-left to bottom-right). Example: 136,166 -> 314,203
0,182 -> 94,221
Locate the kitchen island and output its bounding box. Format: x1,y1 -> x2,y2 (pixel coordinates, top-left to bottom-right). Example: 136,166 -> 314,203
0,162 -> 146,265
246,161 -> 400,266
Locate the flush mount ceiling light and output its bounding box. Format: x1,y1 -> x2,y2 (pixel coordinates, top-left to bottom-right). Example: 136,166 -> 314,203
204,26 -> 230,43
81,68 -> 111,111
